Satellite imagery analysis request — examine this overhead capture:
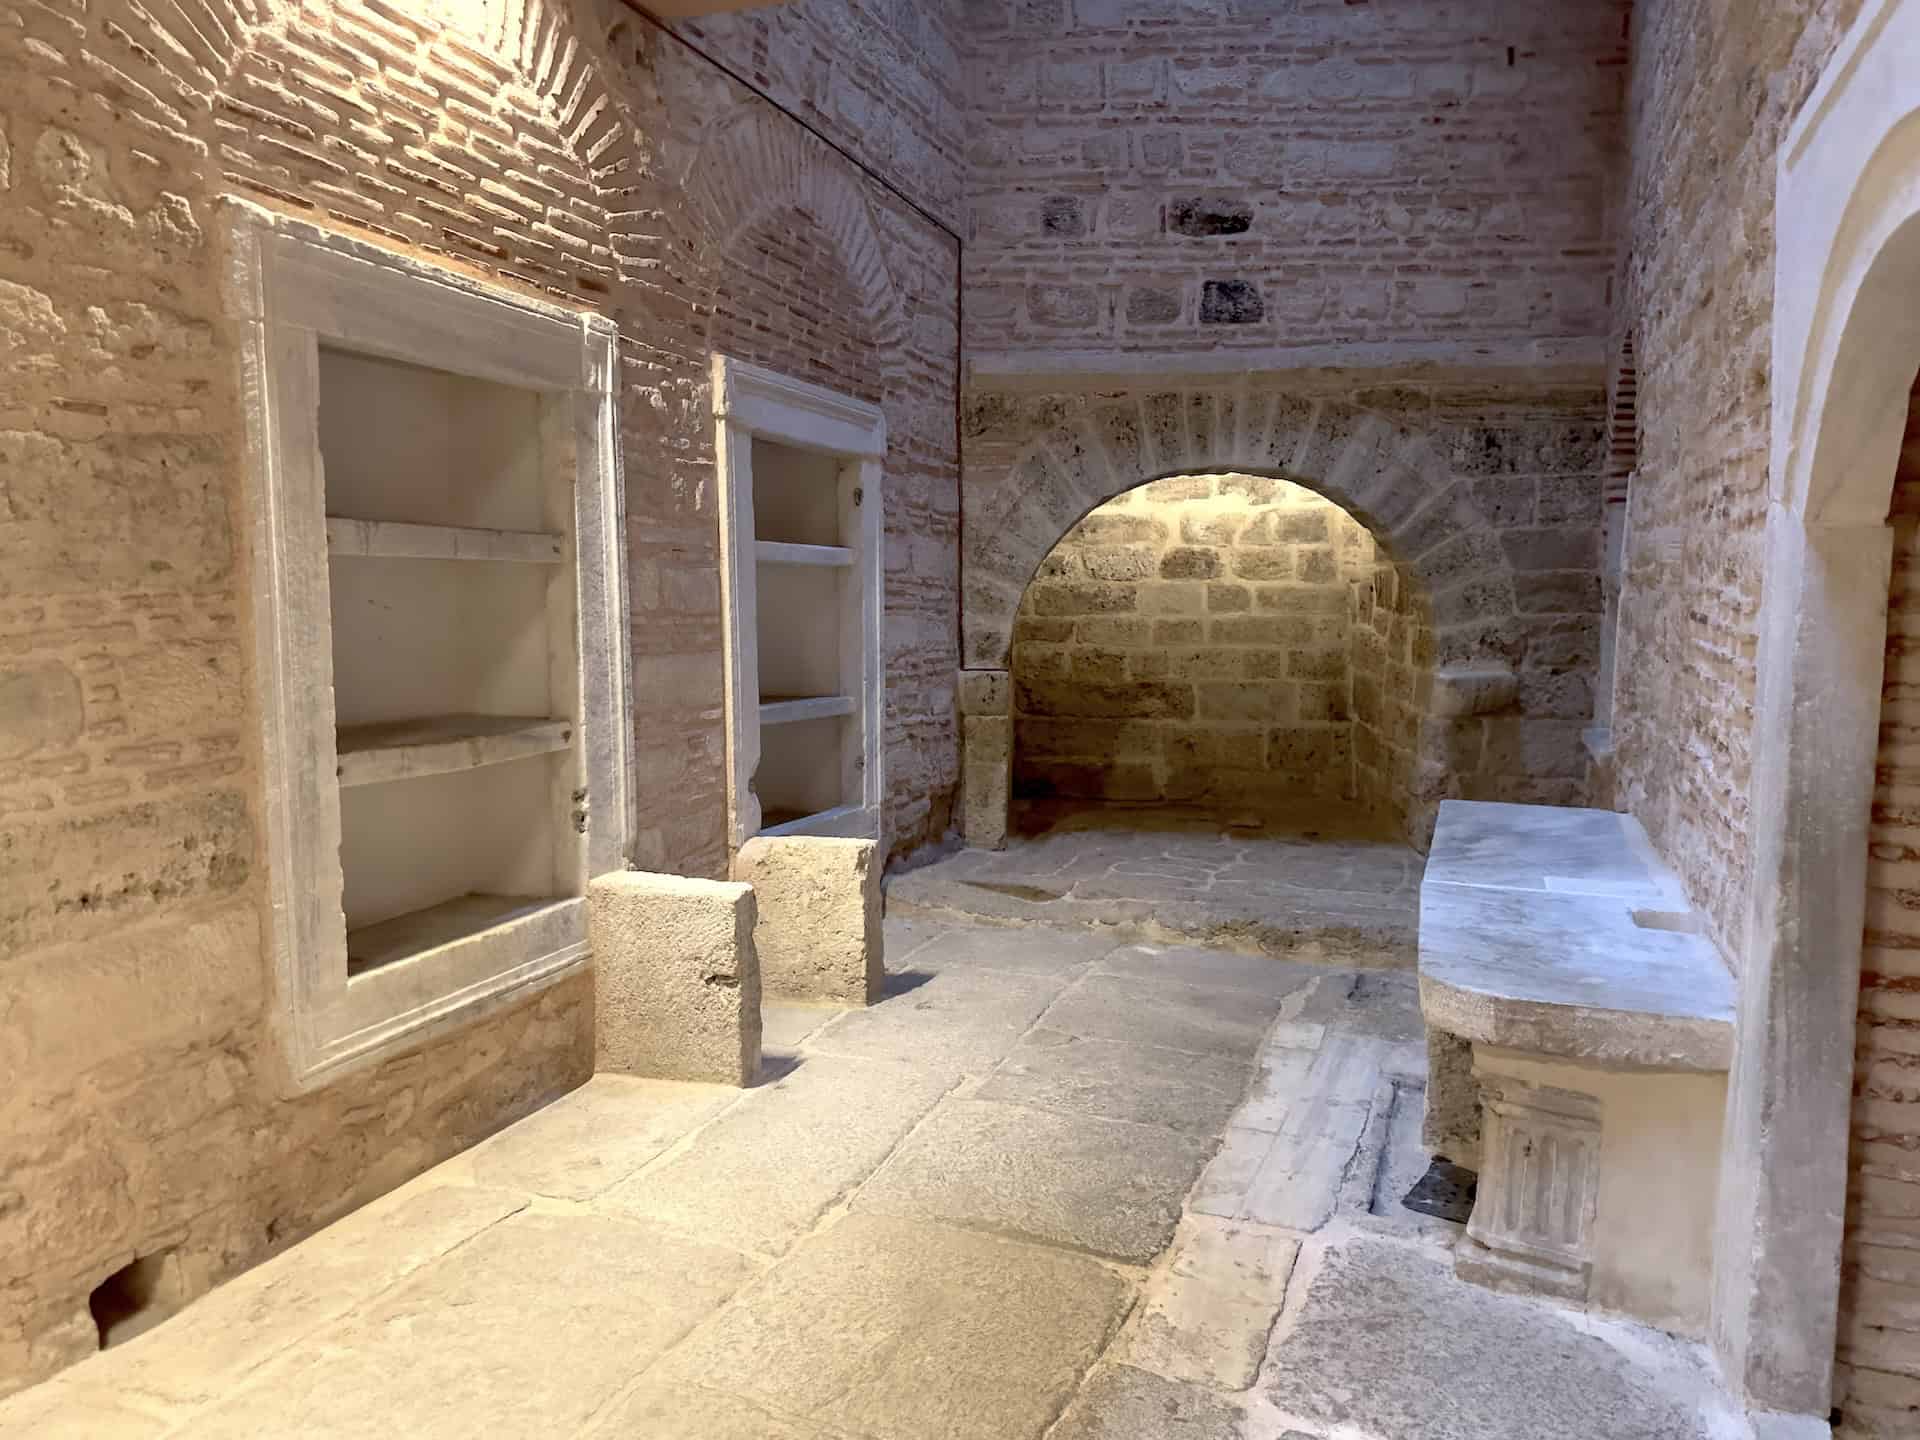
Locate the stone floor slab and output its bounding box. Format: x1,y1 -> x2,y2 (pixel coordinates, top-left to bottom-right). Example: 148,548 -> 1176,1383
1121,1217 -> 1299,1390
87,1182 -> 530,1407
596,1053 -> 950,1257
856,1097 -> 1212,1261
1261,1238 -> 1722,1440
979,1027 -> 1254,1134
893,923 -> 1122,976
469,1075 -> 732,1200
1050,1364 -> 1246,1440
186,1212 -> 753,1440
806,965 -> 1068,1075
582,1381 -> 849,1439
0,1381 -> 172,1439
883,804 -> 1420,967
1094,943 -> 1327,999
762,1002 -> 843,1054
649,1213 -> 1130,1440
1039,973 -> 1283,1060
880,914 -> 951,967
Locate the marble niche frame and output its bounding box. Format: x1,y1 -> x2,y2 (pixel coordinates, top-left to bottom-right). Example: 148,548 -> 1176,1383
223,200 -> 634,1094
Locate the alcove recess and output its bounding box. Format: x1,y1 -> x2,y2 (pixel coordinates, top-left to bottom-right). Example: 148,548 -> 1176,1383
715,356 -> 885,850
753,438 -> 863,829
319,345 -> 581,976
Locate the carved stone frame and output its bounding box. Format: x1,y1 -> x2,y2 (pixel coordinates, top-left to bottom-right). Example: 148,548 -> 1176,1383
223,201 -> 633,1093
1715,1 -> 1920,1427
713,355 -> 886,851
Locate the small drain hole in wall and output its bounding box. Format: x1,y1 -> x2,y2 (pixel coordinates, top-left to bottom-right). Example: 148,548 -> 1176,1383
89,1250 -> 181,1349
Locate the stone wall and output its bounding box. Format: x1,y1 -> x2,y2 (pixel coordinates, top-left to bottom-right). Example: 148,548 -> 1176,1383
1841,380 -> 1920,1437
0,0 -> 958,1395
963,0 -> 1630,376
1010,476 -> 1375,809
962,380 -> 1608,847
1609,0 -> 1863,955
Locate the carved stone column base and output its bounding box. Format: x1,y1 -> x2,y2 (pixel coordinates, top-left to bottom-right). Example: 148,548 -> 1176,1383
1458,1065 -> 1601,1304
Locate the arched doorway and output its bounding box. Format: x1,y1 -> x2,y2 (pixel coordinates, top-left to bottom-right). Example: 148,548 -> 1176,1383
1722,3 -> 1920,1427
959,386 -> 1605,855
1008,472 -> 1428,838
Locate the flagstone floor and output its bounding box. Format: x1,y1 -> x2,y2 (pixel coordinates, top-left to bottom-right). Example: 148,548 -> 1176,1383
0,911 -> 1743,1440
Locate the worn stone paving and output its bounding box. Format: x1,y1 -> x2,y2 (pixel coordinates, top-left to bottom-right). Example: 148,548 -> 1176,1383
0,918 -> 1742,1440
888,804 -> 1422,967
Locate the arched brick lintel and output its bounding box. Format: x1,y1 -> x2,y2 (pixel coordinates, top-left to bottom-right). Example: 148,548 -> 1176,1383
682,107 -> 910,377
962,391 -> 1516,672
72,0 -> 663,312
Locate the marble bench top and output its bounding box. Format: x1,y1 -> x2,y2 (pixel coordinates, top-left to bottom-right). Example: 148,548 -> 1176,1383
1417,801 -> 1736,1072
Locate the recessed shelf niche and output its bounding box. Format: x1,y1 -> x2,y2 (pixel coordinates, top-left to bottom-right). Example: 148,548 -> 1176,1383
715,358 -> 885,847
318,345 -> 579,975
229,204 -> 629,1091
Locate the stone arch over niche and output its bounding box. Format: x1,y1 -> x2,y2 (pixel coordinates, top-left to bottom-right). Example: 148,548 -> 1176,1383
682,107 -> 926,850
1008,470 -> 1429,835
1717,0 -> 1920,1426
683,107 -> 910,388
959,386 -> 1599,853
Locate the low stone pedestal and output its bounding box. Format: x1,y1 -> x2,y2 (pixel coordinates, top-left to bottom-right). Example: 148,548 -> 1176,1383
732,836 -> 882,1005
589,870 -> 761,1086
1457,1047 -> 1727,1329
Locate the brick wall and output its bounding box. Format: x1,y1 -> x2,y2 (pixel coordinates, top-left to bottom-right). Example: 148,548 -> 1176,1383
1011,476 -> 1374,808
670,0 -> 967,229
0,0 -> 958,1394
964,0 -> 1630,374
1609,0 -> 1862,954
1841,380 -> 1920,1438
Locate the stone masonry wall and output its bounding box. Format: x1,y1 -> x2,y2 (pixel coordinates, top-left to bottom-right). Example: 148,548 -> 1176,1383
1010,476 -> 1374,810
1841,382 -> 1920,1437
1609,0 -> 1862,957
0,0 -> 958,1395
964,0 -> 1631,375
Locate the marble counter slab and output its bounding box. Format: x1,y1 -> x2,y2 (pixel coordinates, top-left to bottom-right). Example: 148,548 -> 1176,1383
1417,801 -> 1734,1071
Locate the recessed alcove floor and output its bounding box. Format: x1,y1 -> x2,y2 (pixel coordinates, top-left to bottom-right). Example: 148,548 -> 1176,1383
0,914 -> 1743,1439
890,800 -> 1424,969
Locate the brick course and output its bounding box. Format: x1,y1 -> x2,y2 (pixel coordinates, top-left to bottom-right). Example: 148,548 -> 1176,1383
1610,0 -> 1862,954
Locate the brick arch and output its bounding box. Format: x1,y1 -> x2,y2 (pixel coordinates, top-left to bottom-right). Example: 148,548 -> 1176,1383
107,0 -> 649,305
963,390 -> 1513,673
681,107 -> 910,374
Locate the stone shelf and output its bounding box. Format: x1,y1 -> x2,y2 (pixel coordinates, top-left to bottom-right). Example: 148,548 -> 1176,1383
346,892 -> 571,977
326,516 -> 565,564
755,540 -> 854,568
335,714 -> 571,788
760,695 -> 856,726
761,802 -> 867,838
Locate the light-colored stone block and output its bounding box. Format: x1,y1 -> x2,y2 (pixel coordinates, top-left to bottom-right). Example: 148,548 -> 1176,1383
1430,665 -> 1517,717
962,712 -> 1013,850
732,836 -> 881,1005
590,870 -> 761,1086
958,667 -> 1010,715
